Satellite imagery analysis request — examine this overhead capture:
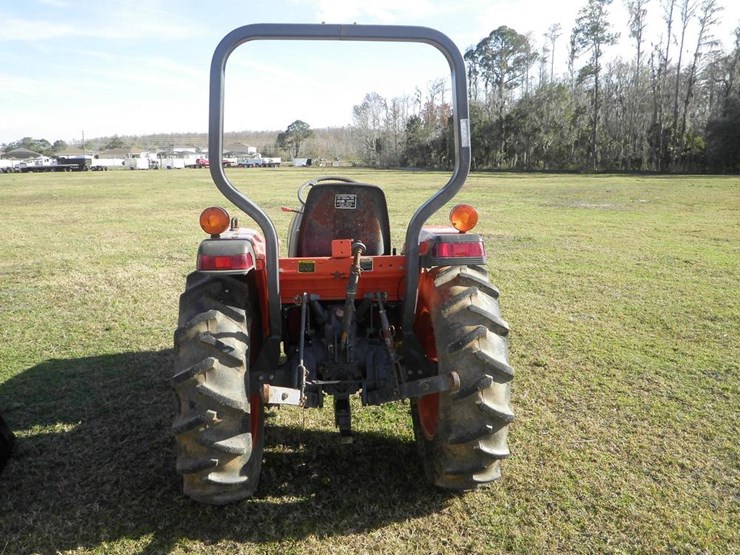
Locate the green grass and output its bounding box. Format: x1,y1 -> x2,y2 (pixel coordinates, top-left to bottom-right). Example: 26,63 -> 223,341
0,168 -> 738,554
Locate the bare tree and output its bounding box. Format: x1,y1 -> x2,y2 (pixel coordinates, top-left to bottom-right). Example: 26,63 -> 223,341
729,26 -> 740,98
680,0 -> 723,145
571,0 -> 620,170
546,24 -> 563,83
352,92 -> 387,165
539,42 -> 551,87
464,47 -> 480,101
627,0 -> 650,89
671,0 -> 699,144
626,0 -> 651,167
523,32 -> 539,96
661,0 -> 678,72
647,0 -> 677,170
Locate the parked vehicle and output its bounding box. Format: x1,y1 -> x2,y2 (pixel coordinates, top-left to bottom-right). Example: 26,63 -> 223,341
238,154 -> 281,167
125,155 -> 158,170
0,160 -> 19,173
58,156 -> 102,171
18,156 -> 93,172
160,157 -> 186,169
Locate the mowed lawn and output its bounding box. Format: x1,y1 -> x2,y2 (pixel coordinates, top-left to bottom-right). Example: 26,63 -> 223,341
0,168 -> 737,554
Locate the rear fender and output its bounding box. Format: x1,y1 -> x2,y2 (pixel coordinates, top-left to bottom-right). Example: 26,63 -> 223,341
196,227 -> 265,275
196,227 -> 272,354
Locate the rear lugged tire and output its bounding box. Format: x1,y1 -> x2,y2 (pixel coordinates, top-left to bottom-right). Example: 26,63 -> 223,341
412,265 -> 514,490
172,273 -> 264,504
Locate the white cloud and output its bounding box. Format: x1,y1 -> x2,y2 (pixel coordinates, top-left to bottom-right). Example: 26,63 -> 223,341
0,73 -> 47,96
0,7 -> 204,42
301,0 -> 444,24
0,17 -> 80,41
37,0 -> 71,7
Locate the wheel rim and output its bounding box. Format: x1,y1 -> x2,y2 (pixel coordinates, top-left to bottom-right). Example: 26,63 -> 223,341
415,308 -> 440,440
418,393 -> 440,440
250,394 -> 262,444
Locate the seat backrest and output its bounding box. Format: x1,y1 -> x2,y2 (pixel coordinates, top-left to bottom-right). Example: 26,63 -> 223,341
295,183 -> 391,257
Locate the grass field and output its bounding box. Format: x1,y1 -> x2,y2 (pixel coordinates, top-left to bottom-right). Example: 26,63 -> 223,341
0,167 -> 737,554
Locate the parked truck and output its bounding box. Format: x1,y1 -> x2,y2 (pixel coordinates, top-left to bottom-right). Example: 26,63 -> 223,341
189,157 -> 210,168
18,156 -> 93,172
59,156 -> 107,171
238,153 -> 281,167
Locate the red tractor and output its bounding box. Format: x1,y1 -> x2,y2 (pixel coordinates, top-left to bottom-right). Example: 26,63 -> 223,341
172,24 -> 514,504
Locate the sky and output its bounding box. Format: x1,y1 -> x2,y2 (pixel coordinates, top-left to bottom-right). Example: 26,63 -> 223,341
1,0 -> 738,146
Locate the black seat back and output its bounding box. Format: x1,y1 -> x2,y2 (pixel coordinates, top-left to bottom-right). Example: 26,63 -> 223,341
295,183 -> 391,257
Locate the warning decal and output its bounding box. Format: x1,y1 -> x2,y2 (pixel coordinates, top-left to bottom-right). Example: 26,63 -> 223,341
335,194 -> 357,209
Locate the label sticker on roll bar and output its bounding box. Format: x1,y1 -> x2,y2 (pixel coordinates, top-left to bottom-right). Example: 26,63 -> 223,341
460,118 -> 470,148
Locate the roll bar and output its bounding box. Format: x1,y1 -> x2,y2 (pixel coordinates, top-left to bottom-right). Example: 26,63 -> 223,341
208,23 -> 471,343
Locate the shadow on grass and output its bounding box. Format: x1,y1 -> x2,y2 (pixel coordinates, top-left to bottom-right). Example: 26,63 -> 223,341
0,350 -> 452,553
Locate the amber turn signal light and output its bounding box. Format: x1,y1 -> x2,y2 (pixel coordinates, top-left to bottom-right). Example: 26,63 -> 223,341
449,204 -> 479,232
200,206 -> 230,236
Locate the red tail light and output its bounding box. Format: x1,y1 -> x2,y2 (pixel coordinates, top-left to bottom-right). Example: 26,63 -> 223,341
432,241 -> 485,258
197,252 -> 253,271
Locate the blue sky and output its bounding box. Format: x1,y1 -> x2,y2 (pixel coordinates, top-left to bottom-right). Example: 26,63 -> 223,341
1,0 -> 738,145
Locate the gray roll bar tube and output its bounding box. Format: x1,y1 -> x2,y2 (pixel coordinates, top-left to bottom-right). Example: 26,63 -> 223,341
208,23 -> 471,353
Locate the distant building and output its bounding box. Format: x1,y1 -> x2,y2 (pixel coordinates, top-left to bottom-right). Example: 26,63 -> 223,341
2,147 -> 44,159
224,143 -> 257,156
55,147 -> 89,157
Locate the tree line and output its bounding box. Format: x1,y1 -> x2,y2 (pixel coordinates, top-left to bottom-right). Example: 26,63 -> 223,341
6,0 -> 738,173
0,136 -> 132,156
349,0 -> 740,173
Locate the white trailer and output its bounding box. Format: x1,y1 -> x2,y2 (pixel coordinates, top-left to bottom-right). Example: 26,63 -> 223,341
125,152 -> 158,170
160,157 -> 185,169
93,157 -> 126,169
0,160 -> 19,173
183,155 -> 201,168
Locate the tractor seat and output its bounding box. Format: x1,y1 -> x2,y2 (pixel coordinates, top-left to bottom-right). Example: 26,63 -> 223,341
295,183 -> 391,257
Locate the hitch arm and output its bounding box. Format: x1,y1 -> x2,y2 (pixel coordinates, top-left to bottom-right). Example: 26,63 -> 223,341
340,241 -> 366,351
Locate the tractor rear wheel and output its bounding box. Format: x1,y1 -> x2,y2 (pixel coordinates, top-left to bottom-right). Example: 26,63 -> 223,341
412,265 -> 514,489
172,273 -> 264,504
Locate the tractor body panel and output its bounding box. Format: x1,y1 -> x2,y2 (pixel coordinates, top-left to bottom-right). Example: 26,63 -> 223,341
278,253 -> 406,303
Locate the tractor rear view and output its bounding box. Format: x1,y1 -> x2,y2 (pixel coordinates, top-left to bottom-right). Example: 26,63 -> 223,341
172,24 -> 514,504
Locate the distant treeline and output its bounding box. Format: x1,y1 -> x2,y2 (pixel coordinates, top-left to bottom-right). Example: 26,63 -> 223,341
349,0 -> 740,173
